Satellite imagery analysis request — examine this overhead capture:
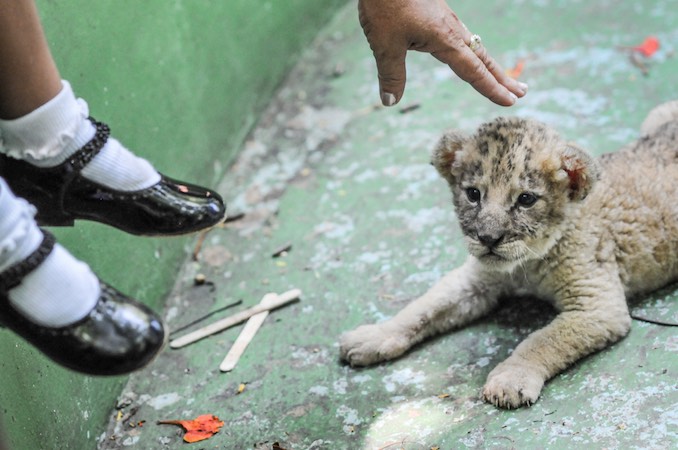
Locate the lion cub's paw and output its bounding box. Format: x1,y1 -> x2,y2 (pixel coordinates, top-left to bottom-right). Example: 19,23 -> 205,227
482,362 -> 545,409
340,323 -> 411,366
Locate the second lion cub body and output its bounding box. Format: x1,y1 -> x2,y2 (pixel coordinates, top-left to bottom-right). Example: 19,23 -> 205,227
340,102 -> 678,409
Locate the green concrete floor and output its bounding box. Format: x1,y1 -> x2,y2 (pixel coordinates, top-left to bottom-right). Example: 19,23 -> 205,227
98,1 -> 677,449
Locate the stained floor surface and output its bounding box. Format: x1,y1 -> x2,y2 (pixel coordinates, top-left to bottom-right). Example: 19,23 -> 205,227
99,2 -> 677,449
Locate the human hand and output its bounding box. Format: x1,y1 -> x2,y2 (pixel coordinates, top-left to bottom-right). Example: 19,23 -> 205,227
358,0 -> 528,107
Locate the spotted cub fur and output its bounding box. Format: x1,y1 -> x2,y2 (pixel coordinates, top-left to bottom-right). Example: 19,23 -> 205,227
340,101 -> 678,409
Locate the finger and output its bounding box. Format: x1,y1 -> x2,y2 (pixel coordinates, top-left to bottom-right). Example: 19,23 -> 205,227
434,43 -> 517,107
373,48 -> 408,106
472,44 -> 528,99
468,44 -> 527,106
461,31 -> 528,101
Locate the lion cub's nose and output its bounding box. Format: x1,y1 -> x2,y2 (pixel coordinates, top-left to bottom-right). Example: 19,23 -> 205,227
478,233 -> 504,248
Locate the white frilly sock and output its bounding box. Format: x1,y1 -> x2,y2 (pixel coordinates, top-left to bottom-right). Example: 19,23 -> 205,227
0,178 -> 99,327
0,80 -> 160,191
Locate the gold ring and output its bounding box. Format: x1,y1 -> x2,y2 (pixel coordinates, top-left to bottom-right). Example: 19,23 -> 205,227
469,34 -> 482,53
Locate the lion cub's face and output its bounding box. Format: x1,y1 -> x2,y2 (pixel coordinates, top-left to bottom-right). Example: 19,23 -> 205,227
432,117 -> 599,271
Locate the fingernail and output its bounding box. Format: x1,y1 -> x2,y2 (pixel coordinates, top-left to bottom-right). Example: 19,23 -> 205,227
518,82 -> 529,94
508,92 -> 518,105
381,92 -> 396,107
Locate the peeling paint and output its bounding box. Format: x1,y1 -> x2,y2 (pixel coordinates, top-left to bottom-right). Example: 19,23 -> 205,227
333,378 -> 349,395
145,393 -> 182,411
336,405 -> 363,435
382,368 -> 427,393
351,374 -> 372,384
376,207 -> 450,233
313,215 -> 355,241
309,386 -> 329,397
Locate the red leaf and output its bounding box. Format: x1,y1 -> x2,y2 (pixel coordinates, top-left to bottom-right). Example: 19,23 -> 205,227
158,414 -> 225,443
506,59 -> 525,79
633,36 -> 660,57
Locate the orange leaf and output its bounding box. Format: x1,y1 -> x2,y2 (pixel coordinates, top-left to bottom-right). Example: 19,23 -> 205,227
158,414 -> 225,443
506,59 -> 525,79
633,36 -> 660,57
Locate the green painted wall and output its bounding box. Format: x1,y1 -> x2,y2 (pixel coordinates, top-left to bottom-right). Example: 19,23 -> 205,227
0,1 -> 345,448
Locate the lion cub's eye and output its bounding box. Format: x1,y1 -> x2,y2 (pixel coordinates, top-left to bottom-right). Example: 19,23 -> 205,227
465,187 -> 481,203
517,192 -> 538,207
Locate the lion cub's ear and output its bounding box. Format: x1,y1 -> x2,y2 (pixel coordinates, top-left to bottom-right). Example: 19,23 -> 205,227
431,130 -> 466,184
560,144 -> 601,201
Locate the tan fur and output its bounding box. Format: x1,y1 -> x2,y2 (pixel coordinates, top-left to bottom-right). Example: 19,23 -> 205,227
340,102 -> 678,409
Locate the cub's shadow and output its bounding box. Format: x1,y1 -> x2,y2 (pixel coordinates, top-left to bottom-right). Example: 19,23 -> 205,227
627,282 -> 678,327
488,295 -> 555,330
406,295 -> 556,363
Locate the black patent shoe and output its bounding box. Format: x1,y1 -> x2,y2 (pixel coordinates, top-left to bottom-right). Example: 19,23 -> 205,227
0,118 -> 226,236
0,231 -> 166,376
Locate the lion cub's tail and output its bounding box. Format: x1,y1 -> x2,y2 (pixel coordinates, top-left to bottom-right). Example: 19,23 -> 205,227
640,100 -> 678,136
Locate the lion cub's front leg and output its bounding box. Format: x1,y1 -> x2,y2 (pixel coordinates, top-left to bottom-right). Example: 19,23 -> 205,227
340,259 -> 503,366
482,274 -> 632,409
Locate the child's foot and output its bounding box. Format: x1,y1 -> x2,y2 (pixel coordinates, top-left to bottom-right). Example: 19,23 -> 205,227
0,179 -> 165,375
0,81 -> 225,236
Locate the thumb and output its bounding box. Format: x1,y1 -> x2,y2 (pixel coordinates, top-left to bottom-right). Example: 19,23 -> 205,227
373,49 -> 408,106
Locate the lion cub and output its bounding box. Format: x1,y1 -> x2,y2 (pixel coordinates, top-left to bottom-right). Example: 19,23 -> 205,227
340,101 -> 678,409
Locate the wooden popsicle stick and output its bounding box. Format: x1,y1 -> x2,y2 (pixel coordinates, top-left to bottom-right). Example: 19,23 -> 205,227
219,293 -> 277,372
170,288 -> 301,349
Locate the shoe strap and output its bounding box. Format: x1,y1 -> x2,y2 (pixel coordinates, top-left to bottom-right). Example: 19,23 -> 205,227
65,117 -> 111,172
0,230 -> 56,293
